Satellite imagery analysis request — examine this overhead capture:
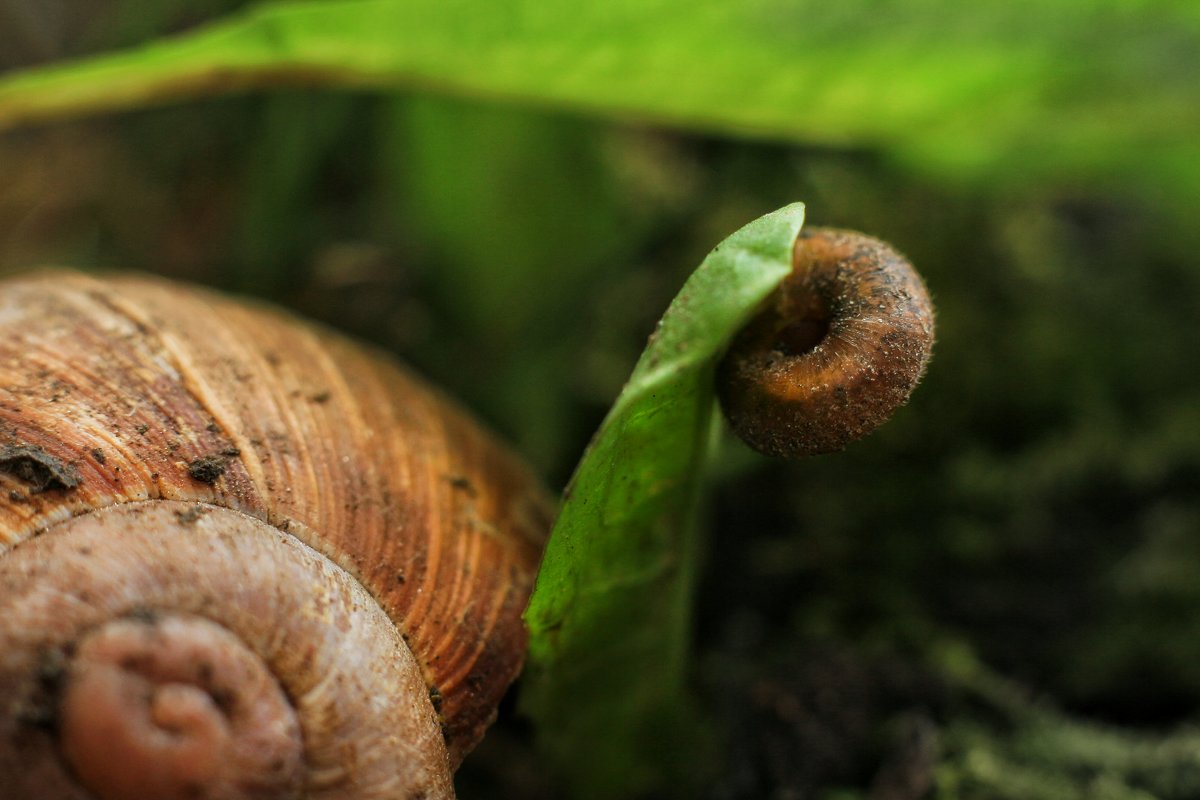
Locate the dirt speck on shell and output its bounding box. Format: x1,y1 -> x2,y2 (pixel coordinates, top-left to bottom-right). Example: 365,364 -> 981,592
0,445 -> 80,492
186,455 -> 228,484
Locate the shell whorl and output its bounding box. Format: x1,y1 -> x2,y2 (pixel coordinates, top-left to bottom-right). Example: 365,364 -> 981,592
1,502 -> 450,799
0,272 -> 552,795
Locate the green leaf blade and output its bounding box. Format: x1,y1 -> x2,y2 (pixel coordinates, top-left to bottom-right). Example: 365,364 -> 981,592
1,1 -> 1197,192
522,203 -> 805,798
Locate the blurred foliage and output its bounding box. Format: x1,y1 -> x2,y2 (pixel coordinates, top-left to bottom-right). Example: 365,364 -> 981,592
1,1 -> 1199,798
1,0 -> 1198,206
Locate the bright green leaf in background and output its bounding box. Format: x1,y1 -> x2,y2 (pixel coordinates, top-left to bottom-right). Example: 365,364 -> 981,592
0,0 -> 1197,199
522,203 -> 806,798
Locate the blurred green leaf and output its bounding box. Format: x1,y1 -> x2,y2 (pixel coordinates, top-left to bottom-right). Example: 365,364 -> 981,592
375,96 -> 643,475
233,90 -> 356,294
0,1 -> 1196,191
522,203 -> 806,798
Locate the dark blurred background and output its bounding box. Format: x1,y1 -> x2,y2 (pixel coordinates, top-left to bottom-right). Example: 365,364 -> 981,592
3,2 -> 1200,798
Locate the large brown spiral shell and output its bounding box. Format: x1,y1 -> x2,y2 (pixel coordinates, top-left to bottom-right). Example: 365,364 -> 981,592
0,272 -> 553,796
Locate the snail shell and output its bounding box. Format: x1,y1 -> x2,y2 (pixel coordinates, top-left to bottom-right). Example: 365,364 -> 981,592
0,272 -> 552,799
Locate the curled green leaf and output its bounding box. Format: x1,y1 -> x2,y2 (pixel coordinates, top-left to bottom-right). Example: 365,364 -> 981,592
522,203 -> 806,798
